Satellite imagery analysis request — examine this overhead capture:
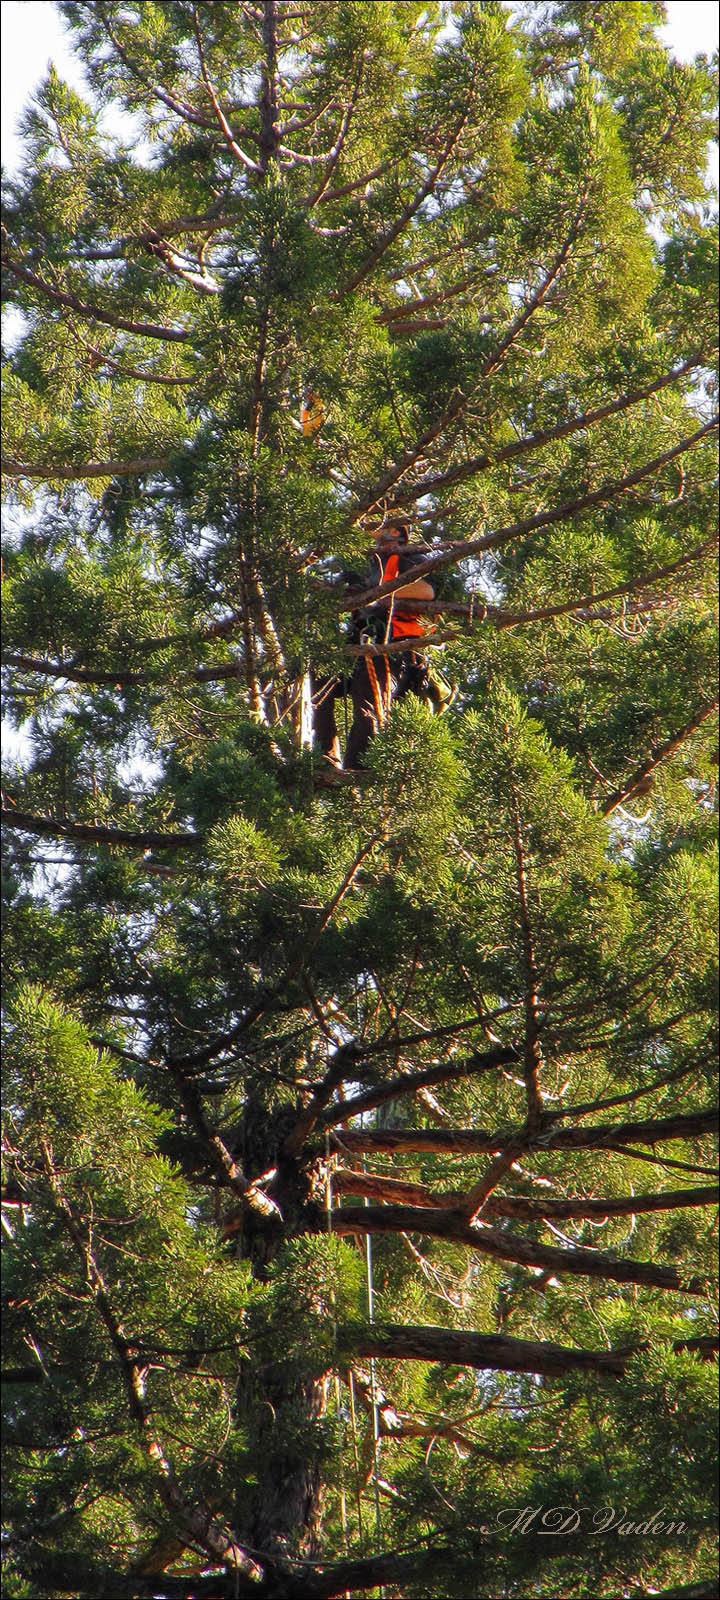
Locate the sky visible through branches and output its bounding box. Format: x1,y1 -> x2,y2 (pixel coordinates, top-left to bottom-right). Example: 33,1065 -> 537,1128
2,0 -> 719,179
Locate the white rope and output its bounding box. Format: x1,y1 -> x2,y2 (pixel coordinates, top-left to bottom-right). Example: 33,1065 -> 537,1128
325,1129 -> 349,1558
362,1116 -> 385,1596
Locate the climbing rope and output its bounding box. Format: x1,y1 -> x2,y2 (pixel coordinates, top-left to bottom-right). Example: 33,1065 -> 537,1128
324,1128 -> 349,1553
362,1117 -> 385,1599
326,1096 -> 385,1586
300,585 -> 317,795
364,1219 -> 384,1565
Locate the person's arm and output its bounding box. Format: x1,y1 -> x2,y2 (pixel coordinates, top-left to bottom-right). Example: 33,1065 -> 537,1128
395,547 -> 434,601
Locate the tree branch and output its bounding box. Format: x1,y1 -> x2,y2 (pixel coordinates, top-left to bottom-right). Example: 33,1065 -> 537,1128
318,1043 -> 520,1130
317,156 -> 400,206
553,1059 -> 712,1122
460,538 -> 715,631
2,254 -> 192,341
2,454 -> 169,481
337,72 -> 479,297
601,696 -> 719,815
4,1549 -> 454,1600
0,807 -> 200,852
37,1137 -> 263,1583
282,1042 -> 362,1159
1,650 -> 245,688
165,1060 -> 281,1219
306,64 -> 364,206
599,1144 -> 718,1179
376,268 -> 484,324
347,1365 -> 477,1450
456,785 -> 544,1219
339,422 -> 719,613
513,782 -> 543,1125
63,314 -> 197,385
172,832 -> 385,1072
350,199 -> 587,518
259,0 -> 280,172
342,1321 -> 719,1378
99,11 -> 233,139
332,1105 -> 718,1157
192,8 -> 262,173
332,1170 -> 718,1222
400,349 -> 713,500
330,1205 -> 711,1295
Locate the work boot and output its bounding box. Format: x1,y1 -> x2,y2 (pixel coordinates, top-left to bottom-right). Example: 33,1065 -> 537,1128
426,669 -> 455,711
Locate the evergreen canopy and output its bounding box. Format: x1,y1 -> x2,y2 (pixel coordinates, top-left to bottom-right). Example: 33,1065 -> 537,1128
1,3 -> 718,1597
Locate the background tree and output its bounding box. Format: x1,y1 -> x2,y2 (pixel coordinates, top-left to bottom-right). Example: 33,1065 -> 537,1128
2,3 -> 718,1597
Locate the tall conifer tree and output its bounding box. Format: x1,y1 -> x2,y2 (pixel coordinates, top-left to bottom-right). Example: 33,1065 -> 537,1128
2,3 -> 718,1596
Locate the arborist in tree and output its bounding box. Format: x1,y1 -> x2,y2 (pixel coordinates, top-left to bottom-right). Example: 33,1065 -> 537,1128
313,513 -> 451,773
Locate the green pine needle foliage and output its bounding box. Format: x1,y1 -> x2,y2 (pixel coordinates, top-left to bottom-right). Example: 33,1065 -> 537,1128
2,2 -> 717,1595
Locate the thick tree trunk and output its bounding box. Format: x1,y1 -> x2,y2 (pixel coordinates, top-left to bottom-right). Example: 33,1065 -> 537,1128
243,1370 -> 329,1562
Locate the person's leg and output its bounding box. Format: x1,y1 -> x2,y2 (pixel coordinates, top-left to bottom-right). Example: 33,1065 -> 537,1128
344,662 -> 375,769
396,653 -> 454,713
396,653 -> 428,700
312,675 -> 342,766
345,657 -> 397,768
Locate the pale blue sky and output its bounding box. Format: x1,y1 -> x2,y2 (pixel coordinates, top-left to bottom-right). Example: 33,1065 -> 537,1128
2,0 -> 719,178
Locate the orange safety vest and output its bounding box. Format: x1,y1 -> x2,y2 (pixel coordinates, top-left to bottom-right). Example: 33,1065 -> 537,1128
381,552 -> 425,639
